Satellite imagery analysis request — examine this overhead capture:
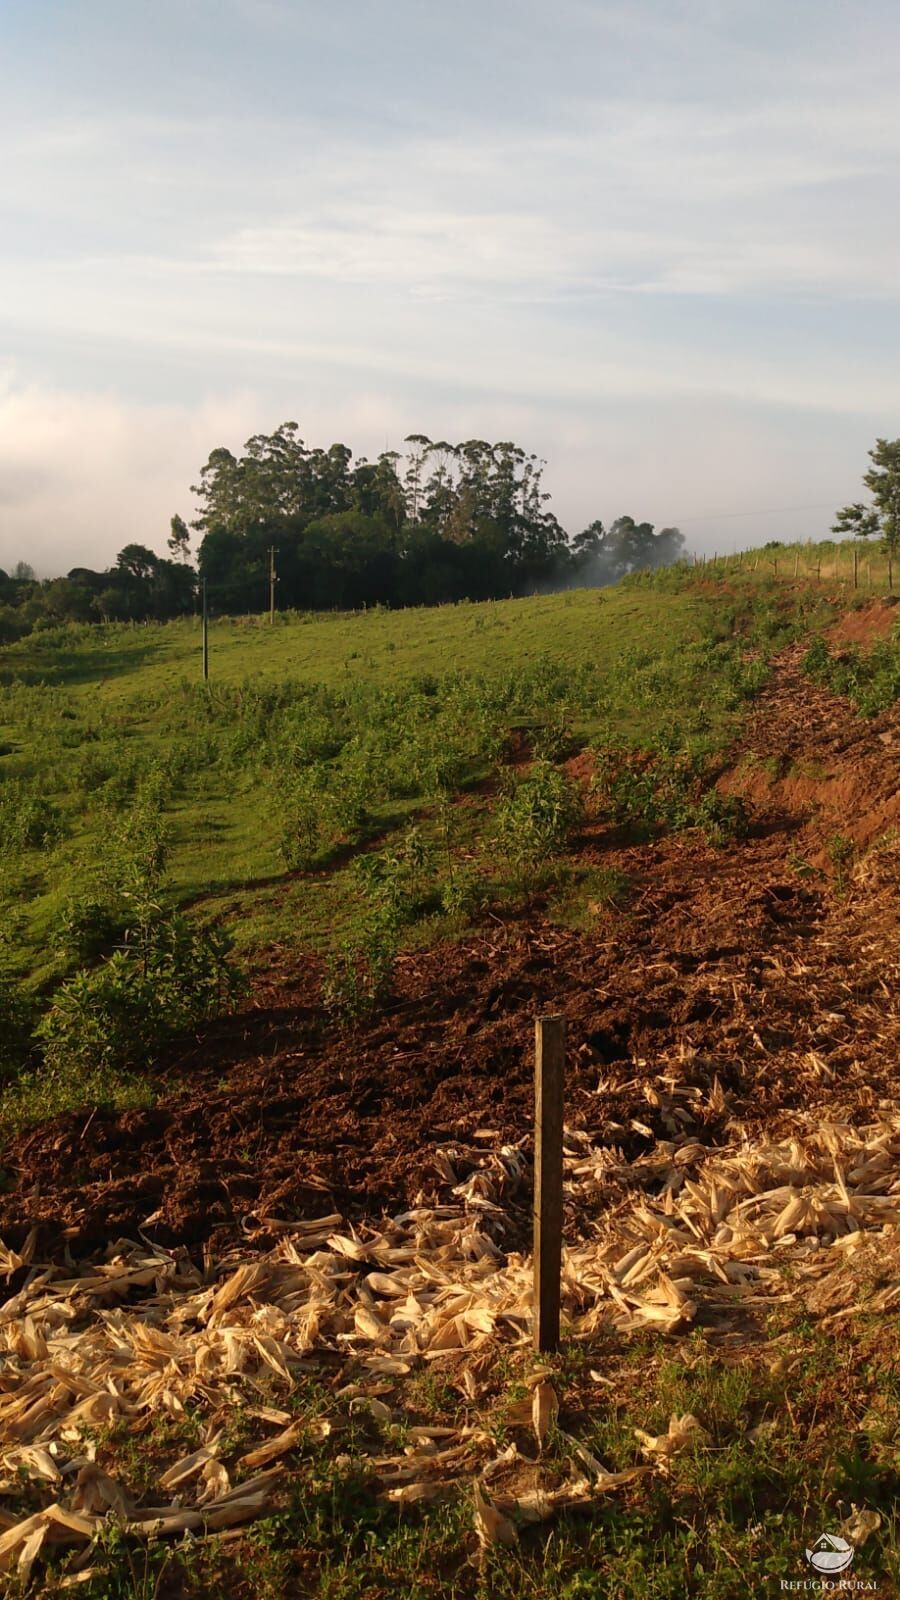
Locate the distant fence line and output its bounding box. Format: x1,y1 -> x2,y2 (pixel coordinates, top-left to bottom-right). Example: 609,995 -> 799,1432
689,544 -> 895,592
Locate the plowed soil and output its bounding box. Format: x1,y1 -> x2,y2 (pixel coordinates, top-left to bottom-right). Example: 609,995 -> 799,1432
3,637 -> 898,1256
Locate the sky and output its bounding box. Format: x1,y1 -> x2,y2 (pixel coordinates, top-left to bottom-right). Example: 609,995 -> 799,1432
2,0 -> 900,575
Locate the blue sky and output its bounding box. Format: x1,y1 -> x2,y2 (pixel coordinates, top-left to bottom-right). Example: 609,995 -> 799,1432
2,0 -> 900,572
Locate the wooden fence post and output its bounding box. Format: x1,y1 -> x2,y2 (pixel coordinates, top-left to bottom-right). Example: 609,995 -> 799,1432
534,1015 -> 565,1353
853,547 -> 859,589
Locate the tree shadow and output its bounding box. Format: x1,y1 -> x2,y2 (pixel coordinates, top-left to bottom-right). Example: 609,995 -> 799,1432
0,634 -> 170,689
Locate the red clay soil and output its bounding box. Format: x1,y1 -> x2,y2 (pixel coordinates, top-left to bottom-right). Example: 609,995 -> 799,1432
826,595 -> 899,647
2,639 -> 898,1258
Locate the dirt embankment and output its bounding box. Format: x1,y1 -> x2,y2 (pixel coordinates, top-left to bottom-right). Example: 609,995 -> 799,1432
2,636 -> 898,1256
720,633 -> 898,862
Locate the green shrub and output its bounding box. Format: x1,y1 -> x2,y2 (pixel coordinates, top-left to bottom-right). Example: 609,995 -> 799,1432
275,755 -> 374,869
803,631 -> 900,716
591,746 -> 747,845
439,867 -> 484,919
532,708 -> 578,762
274,763 -> 329,868
494,760 -> 584,873
98,795 -> 170,900
0,780 -> 67,852
53,895 -> 125,964
322,830 -> 438,1019
826,832 -> 855,892
354,828 -> 435,923
323,907 -> 399,1020
38,908 -> 244,1078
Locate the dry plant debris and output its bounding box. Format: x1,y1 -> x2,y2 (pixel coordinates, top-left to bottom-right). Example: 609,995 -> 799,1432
1,1107 -> 898,1585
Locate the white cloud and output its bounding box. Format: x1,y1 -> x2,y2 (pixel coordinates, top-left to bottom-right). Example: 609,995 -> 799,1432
0,378 -> 262,575
2,0 -> 900,572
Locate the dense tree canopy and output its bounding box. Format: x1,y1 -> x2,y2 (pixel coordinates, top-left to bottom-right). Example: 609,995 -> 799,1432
0,424 -> 688,636
189,426 -> 682,612
0,546 -> 195,641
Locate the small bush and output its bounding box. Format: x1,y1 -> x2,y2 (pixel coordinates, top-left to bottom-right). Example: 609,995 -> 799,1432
275,757 -> 374,870
591,746 -> 747,845
439,867 -> 484,919
826,832 -> 855,892
494,760 -> 584,874
322,830 -> 437,1019
275,764 -> 329,869
53,895 -> 125,964
0,781 -> 67,852
323,908 -> 398,1021
354,828 -> 435,923
531,708 -> 578,762
803,630 -> 899,715
101,796 -> 170,898
39,908 -> 244,1078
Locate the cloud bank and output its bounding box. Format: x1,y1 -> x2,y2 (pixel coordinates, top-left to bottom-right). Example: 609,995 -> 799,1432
1,0 -> 899,572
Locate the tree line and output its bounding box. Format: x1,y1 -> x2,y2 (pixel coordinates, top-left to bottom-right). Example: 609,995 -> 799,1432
4,429 -> 899,642
0,426 -> 687,638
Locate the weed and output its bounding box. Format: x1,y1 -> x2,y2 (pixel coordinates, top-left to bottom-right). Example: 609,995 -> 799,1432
0,779 -> 66,851
591,745 -> 747,845
494,760 -> 584,878
804,630 -> 900,715
323,907 -> 399,1020
826,832 -> 856,893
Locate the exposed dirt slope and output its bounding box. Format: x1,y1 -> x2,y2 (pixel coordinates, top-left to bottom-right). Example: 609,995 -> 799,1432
3,642 -> 897,1255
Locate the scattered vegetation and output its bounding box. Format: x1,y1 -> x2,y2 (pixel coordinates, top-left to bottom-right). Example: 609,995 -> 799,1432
0,540 -> 898,1598
803,630 -> 900,716
591,744 -> 748,846
494,760 -> 585,880
0,557 -> 874,1106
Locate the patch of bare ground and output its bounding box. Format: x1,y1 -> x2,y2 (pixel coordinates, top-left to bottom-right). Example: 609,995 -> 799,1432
826,595 -> 899,648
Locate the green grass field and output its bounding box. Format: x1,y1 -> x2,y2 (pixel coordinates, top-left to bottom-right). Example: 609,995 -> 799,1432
0,569 -> 841,989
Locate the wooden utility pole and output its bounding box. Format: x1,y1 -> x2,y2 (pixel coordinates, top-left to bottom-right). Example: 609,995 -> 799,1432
268,546 -> 278,624
533,1015 -> 565,1353
201,578 -> 209,681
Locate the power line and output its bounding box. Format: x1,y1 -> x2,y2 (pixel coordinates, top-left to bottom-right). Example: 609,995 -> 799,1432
671,500 -> 839,526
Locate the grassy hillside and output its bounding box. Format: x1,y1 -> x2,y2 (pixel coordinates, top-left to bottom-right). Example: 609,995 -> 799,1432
0,547 -> 898,1598
0,570 -> 843,990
